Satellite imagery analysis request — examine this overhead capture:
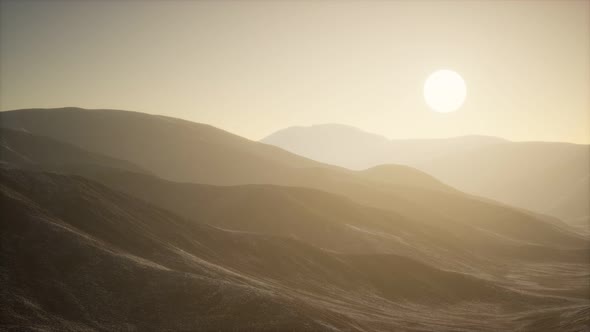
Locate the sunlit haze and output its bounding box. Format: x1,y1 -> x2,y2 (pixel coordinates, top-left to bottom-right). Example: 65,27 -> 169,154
1,2 -> 590,330
1,0 -> 588,143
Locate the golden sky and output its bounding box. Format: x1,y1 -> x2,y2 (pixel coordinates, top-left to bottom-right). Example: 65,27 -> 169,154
1,0 -> 588,143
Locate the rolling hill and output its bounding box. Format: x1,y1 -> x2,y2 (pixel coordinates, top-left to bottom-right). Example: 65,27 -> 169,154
1,111 -> 587,289
0,107 -> 323,185
2,169 -> 586,331
0,128 -> 148,175
1,109 -> 582,251
262,124 -> 506,169
1,107 -> 588,331
262,124 -> 590,228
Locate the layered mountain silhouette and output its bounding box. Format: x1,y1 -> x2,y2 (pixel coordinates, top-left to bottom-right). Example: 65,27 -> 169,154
262,124 -> 590,229
1,108 -> 589,331
1,108 -> 323,185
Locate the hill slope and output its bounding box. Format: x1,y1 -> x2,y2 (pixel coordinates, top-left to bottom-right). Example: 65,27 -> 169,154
262,124 -> 590,227
262,124 -> 506,169
93,170 -> 589,297
1,110 -> 589,330
0,107 -> 323,185
0,109 -> 583,251
0,128 -> 148,175
1,127 -> 587,301
3,169 -> 575,331
1,110 -> 582,252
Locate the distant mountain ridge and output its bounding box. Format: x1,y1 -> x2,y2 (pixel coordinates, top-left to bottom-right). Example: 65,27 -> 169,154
0,107 -> 324,185
262,124 -> 507,168
262,124 -> 590,228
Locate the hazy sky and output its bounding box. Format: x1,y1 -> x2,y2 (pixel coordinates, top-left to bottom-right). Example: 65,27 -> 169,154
1,0 -> 589,143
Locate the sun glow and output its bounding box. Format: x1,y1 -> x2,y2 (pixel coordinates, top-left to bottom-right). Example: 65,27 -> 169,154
424,70 -> 466,113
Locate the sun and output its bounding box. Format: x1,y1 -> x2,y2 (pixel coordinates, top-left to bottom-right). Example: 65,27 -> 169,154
423,69 -> 466,113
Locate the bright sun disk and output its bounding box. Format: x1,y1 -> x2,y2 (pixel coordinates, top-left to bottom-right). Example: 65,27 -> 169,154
423,69 -> 466,113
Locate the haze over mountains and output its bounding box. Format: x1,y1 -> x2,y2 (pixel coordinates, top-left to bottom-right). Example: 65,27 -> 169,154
262,124 -> 590,230
1,108 -> 589,331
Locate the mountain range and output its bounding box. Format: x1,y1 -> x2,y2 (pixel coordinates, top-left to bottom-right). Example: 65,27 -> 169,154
262,124 -> 590,230
1,107 -> 588,331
